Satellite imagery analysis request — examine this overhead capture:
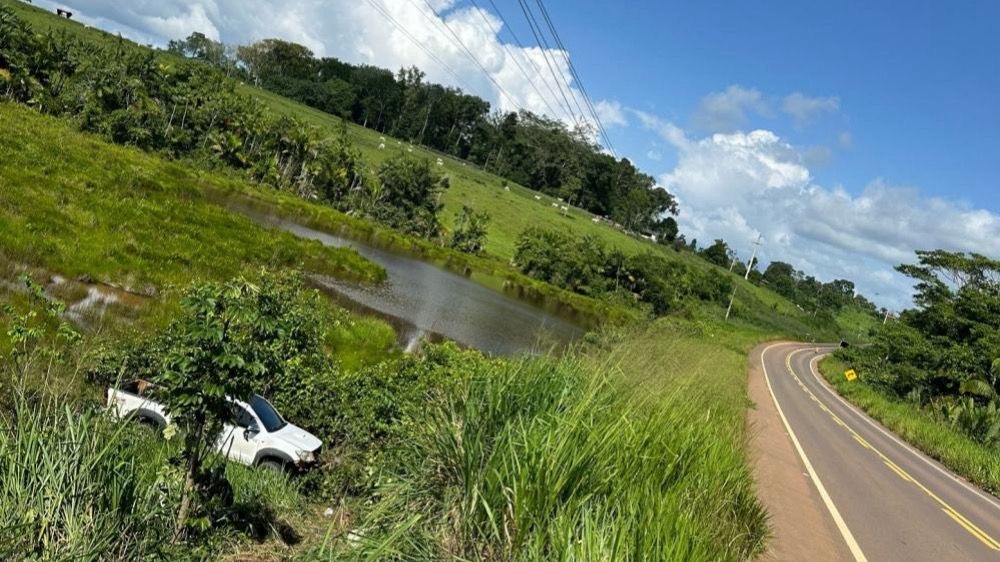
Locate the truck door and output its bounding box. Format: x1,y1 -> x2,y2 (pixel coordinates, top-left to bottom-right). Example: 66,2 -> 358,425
218,403 -> 261,465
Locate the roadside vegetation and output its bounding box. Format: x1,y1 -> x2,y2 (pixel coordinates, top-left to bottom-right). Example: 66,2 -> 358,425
822,250 -> 1000,494
2,272 -> 774,561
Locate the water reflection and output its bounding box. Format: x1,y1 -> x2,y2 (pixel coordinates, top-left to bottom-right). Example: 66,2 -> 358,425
247,214 -> 585,356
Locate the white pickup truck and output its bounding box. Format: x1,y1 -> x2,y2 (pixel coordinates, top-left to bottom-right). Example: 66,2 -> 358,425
107,380 -> 322,472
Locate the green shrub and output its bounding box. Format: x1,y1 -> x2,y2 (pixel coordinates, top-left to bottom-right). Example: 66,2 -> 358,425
371,155 -> 446,238
447,205 -> 490,254
512,227 -> 734,315
306,342 -> 486,497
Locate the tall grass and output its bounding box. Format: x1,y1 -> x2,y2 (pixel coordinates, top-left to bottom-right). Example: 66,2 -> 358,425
0,392 -> 175,560
819,356 -> 1000,494
319,350 -> 767,561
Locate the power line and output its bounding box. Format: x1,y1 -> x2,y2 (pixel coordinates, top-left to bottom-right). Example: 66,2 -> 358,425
466,0 -> 562,118
533,0 -> 617,156
479,0 -> 581,122
514,0 -> 585,128
361,0 -> 481,97
415,0 -> 525,113
518,0 -> 589,124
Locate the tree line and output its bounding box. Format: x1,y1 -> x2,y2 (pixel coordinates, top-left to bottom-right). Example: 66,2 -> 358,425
167,33 -> 680,242
513,227 -> 733,315
838,251 -> 1000,447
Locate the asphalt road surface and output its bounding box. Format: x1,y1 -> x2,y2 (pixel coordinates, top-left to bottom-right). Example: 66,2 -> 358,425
759,343 -> 1000,561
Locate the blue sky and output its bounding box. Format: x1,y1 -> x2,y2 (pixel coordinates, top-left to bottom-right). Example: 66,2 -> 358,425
37,0 -> 1000,308
536,0 -> 999,211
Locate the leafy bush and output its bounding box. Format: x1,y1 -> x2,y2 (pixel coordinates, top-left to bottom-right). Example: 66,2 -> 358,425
370,155 -> 447,238
304,343 -> 486,496
447,205 -> 490,254
938,397 -> 1000,447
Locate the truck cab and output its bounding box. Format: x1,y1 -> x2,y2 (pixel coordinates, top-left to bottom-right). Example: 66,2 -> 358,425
218,394 -> 322,470
107,381 -> 322,472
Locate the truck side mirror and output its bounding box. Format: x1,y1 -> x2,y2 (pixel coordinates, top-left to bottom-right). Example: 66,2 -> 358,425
243,423 -> 260,440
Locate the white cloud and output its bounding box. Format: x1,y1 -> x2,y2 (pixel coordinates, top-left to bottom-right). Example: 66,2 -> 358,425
41,0 -> 611,133
692,85 -> 770,132
646,149 -> 662,161
647,122 -> 1000,309
594,100 -> 627,127
630,109 -> 689,148
782,92 -> 840,127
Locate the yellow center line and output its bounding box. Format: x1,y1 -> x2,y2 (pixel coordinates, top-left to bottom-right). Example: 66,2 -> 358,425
852,434 -> 872,450
784,350 -> 1000,551
883,460 -> 912,483
942,508 -> 1000,550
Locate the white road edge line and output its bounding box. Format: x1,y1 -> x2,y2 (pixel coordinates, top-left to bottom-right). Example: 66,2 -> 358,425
759,343 -> 869,562
805,353 -> 1000,512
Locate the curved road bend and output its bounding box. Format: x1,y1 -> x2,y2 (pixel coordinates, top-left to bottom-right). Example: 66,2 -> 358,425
759,343 -> 1000,561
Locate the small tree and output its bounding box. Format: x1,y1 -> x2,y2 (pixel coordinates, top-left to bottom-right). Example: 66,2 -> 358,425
699,239 -> 731,268
155,280 -> 265,540
448,206 -> 490,254
375,155 -> 445,237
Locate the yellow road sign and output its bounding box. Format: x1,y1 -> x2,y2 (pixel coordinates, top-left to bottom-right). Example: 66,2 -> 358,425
844,369 -> 858,381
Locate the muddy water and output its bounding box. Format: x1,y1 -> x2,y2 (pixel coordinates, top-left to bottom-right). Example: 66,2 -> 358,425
245,213 -> 586,356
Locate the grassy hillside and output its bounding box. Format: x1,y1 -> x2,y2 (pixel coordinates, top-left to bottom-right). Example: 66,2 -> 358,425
7,0 -> 863,341
245,88 -> 851,337
245,88 -> 672,261
0,102 -> 382,290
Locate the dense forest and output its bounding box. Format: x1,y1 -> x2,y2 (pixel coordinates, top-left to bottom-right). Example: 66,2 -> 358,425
166,33 -> 680,241
838,251 -> 1000,446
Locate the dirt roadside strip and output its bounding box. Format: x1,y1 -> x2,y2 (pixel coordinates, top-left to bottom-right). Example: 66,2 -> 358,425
746,342 -> 852,562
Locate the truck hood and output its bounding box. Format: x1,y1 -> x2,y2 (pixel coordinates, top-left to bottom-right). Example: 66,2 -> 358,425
271,423 -> 322,452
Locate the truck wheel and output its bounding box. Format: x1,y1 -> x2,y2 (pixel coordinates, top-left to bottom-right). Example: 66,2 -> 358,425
136,417 -> 161,435
258,458 -> 288,474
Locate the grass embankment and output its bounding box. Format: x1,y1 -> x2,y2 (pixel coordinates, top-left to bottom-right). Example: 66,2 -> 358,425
309,318 -> 770,562
818,356 -> 1000,495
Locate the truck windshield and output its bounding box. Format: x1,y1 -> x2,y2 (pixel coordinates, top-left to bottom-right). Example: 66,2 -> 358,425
250,395 -> 286,432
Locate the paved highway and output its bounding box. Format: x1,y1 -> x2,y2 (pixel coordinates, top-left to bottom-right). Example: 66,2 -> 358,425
759,343 -> 1000,561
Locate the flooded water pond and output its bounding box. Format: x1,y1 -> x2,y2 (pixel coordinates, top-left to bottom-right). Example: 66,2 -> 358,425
244,212 -> 587,356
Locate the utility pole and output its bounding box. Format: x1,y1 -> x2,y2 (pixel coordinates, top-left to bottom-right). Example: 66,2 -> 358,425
725,286 -> 737,321
745,234 -> 763,280
883,309 -> 892,324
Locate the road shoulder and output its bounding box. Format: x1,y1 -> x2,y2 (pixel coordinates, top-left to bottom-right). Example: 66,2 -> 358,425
746,342 -> 851,561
